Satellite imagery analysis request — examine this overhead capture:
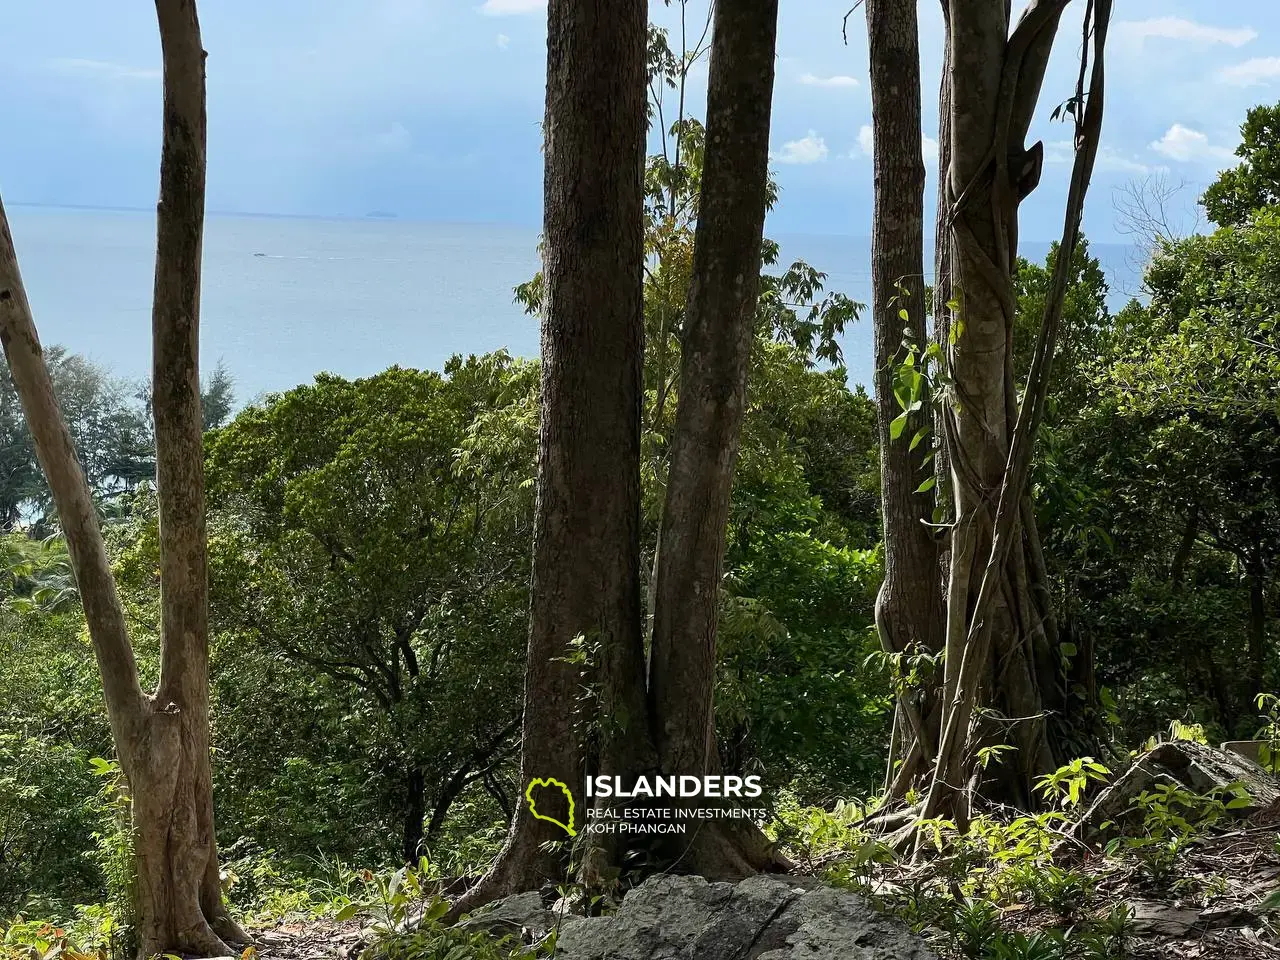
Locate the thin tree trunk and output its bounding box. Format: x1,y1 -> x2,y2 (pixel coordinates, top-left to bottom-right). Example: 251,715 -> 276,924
404,768 -> 427,863
865,0 -> 946,800
648,0 -> 781,878
0,4 -> 242,955
449,0 -> 649,916
1248,554 -> 1267,703
138,4 -> 246,952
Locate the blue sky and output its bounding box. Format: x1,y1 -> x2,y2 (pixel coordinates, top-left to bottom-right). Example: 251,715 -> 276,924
2,1 -> 1278,242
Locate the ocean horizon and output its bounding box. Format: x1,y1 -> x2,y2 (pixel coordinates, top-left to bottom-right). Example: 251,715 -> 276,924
5,203 -> 1143,403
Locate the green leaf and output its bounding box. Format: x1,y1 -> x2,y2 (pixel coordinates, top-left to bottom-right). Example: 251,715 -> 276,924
334,903 -> 361,922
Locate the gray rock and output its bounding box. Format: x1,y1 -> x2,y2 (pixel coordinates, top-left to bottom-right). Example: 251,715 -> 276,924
1071,740 -> 1280,844
1128,900 -> 1202,937
457,889 -> 553,942
551,874 -> 936,960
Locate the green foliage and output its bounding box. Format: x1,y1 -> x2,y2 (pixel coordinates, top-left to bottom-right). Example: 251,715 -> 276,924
1104,781 -> 1251,887
0,736 -> 103,918
1202,101 -> 1280,227
0,349 -> 235,529
1256,694 -> 1280,775
1035,758 -> 1111,810
1024,210 -> 1280,740
368,921 -> 547,960
766,793 -> 891,877
202,354 -> 537,864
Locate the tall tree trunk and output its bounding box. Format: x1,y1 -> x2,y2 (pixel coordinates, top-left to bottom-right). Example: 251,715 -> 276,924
864,0 -> 946,801
0,3 -> 244,955
915,0 -> 1111,828
449,0 -> 649,916
648,0 -> 781,879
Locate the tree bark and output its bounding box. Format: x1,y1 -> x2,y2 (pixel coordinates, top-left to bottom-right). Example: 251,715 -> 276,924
919,0 -> 1111,829
0,4 -> 242,955
647,0 -> 782,878
449,0 -> 649,916
865,0 -> 947,800
404,768 -> 427,864
1248,552 -> 1267,702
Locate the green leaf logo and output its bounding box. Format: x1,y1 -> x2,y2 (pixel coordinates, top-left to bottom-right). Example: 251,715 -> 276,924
525,777 -> 576,836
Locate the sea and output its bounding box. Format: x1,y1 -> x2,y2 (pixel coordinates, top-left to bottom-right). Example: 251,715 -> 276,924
4,204 -> 1142,403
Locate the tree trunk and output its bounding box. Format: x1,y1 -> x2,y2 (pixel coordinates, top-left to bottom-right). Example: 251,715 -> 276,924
404,768 -> 426,864
0,3 -> 242,955
137,4 -> 246,953
1248,553 -> 1267,703
913,0 -> 1110,828
648,0 -> 781,879
864,0 -> 946,800
449,0 -> 649,916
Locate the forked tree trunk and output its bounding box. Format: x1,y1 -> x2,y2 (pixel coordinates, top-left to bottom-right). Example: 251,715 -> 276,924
864,0 -> 946,801
448,0 -> 649,917
0,3 -> 244,955
647,0 -> 782,879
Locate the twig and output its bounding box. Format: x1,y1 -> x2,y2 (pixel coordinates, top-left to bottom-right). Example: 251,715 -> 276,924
842,1 -> 867,46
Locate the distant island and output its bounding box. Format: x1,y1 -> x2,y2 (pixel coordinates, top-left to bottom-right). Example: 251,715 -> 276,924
365,210 -> 398,220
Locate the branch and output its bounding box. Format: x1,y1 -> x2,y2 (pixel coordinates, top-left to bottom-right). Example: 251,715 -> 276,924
841,1 -> 866,46
0,206 -> 146,731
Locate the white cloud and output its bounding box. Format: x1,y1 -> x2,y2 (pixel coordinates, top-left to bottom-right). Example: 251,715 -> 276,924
480,0 -> 544,14
50,58 -> 159,81
1117,17 -> 1256,47
1098,149 -> 1162,176
922,135 -> 939,164
496,33 -> 511,49
799,73 -> 858,89
1218,57 -> 1280,87
773,131 -> 829,165
1149,124 -> 1233,164
857,125 -> 874,156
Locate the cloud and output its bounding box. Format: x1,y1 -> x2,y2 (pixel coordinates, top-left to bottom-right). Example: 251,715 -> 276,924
1045,140 -> 1158,174
1149,124 -> 1233,164
479,0 -> 544,14
1218,57 -> 1280,87
857,125 -> 874,156
1098,149 -> 1162,176
922,135 -> 939,164
773,132 -> 828,165
49,58 -> 160,81
1117,17 -> 1256,47
799,73 -> 858,89
496,34 -> 511,49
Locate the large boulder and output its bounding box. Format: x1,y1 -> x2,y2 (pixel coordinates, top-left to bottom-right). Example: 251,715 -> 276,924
549,874 -> 936,960
1070,739 -> 1280,845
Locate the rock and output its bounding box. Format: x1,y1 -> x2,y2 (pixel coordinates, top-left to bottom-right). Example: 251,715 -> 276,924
551,874 -> 936,960
1128,901 -> 1202,937
1199,905 -> 1259,930
1071,740 -> 1280,844
457,889 -> 554,942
